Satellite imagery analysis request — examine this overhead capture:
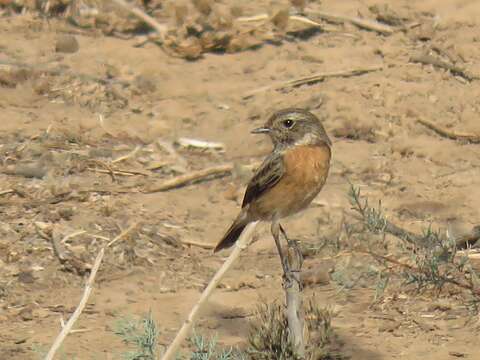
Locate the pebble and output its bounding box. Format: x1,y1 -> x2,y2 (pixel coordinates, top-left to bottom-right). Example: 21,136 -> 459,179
55,35 -> 79,54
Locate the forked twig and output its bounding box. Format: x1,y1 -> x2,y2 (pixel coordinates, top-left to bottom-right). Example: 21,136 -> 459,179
44,224 -> 137,360
45,248 -> 104,360
417,119 -> 480,144
160,222 -> 259,360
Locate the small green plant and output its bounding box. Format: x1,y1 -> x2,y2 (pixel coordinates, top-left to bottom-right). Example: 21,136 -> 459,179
248,300 -> 344,360
348,183 -> 480,308
248,302 -> 297,360
114,311 -> 159,360
32,343 -> 48,359
189,332 -> 246,360
32,343 -> 76,360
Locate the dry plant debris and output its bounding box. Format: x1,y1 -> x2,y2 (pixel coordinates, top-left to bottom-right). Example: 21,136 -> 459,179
0,0 -> 416,60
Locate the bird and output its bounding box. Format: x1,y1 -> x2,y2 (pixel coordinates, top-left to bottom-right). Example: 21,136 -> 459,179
214,108 -> 331,272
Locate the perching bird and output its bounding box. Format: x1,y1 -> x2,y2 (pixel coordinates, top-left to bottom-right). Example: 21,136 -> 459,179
214,108 -> 331,270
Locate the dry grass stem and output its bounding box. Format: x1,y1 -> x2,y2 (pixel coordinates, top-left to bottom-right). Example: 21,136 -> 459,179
307,9 -> 395,34
107,223 -> 138,247
160,221 -> 259,360
237,14 -> 271,22
417,118 -> 480,144
237,12 -> 335,31
0,189 -> 15,196
45,224 -> 138,360
88,160 -> 117,182
180,239 -> 216,249
60,230 -> 87,245
243,66 -> 382,98
146,161 -> 171,171
112,146 -> 141,164
44,247 -> 105,360
87,167 -> 149,177
176,138 -> 225,151
156,140 -> 188,172
144,164 -> 234,193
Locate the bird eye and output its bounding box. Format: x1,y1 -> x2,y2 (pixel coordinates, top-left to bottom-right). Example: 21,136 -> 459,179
283,119 -> 294,128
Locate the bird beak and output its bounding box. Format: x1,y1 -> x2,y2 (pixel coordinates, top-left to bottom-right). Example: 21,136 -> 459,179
251,127 -> 271,134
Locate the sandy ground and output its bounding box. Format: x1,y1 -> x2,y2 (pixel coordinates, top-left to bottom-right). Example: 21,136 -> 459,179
1,0 -> 480,359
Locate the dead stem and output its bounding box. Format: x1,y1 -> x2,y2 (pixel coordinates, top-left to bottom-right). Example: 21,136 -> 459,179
144,164 -> 234,193
306,9 -> 395,34
45,224 -> 138,360
243,66 -> 383,99
417,118 -> 480,144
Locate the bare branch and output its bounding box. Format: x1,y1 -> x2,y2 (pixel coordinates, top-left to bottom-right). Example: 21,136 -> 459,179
160,222 -> 259,360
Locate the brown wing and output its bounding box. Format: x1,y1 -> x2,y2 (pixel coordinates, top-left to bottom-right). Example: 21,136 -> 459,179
242,152 -> 285,208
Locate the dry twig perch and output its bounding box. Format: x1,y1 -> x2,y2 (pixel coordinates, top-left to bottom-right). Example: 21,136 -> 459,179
284,241 -> 305,356
160,222 -> 259,360
417,119 -> 480,144
44,224 -> 138,360
243,65 -> 382,99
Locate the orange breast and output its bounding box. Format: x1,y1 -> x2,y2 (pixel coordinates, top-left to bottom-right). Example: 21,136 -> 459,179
250,144 -> 331,220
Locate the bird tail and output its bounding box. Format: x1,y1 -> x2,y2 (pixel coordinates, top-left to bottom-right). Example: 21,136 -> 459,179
214,213 -> 250,253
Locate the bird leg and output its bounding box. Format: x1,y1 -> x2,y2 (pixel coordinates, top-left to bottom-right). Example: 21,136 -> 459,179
279,223 -> 289,242
271,220 -> 289,275
279,224 -> 303,272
